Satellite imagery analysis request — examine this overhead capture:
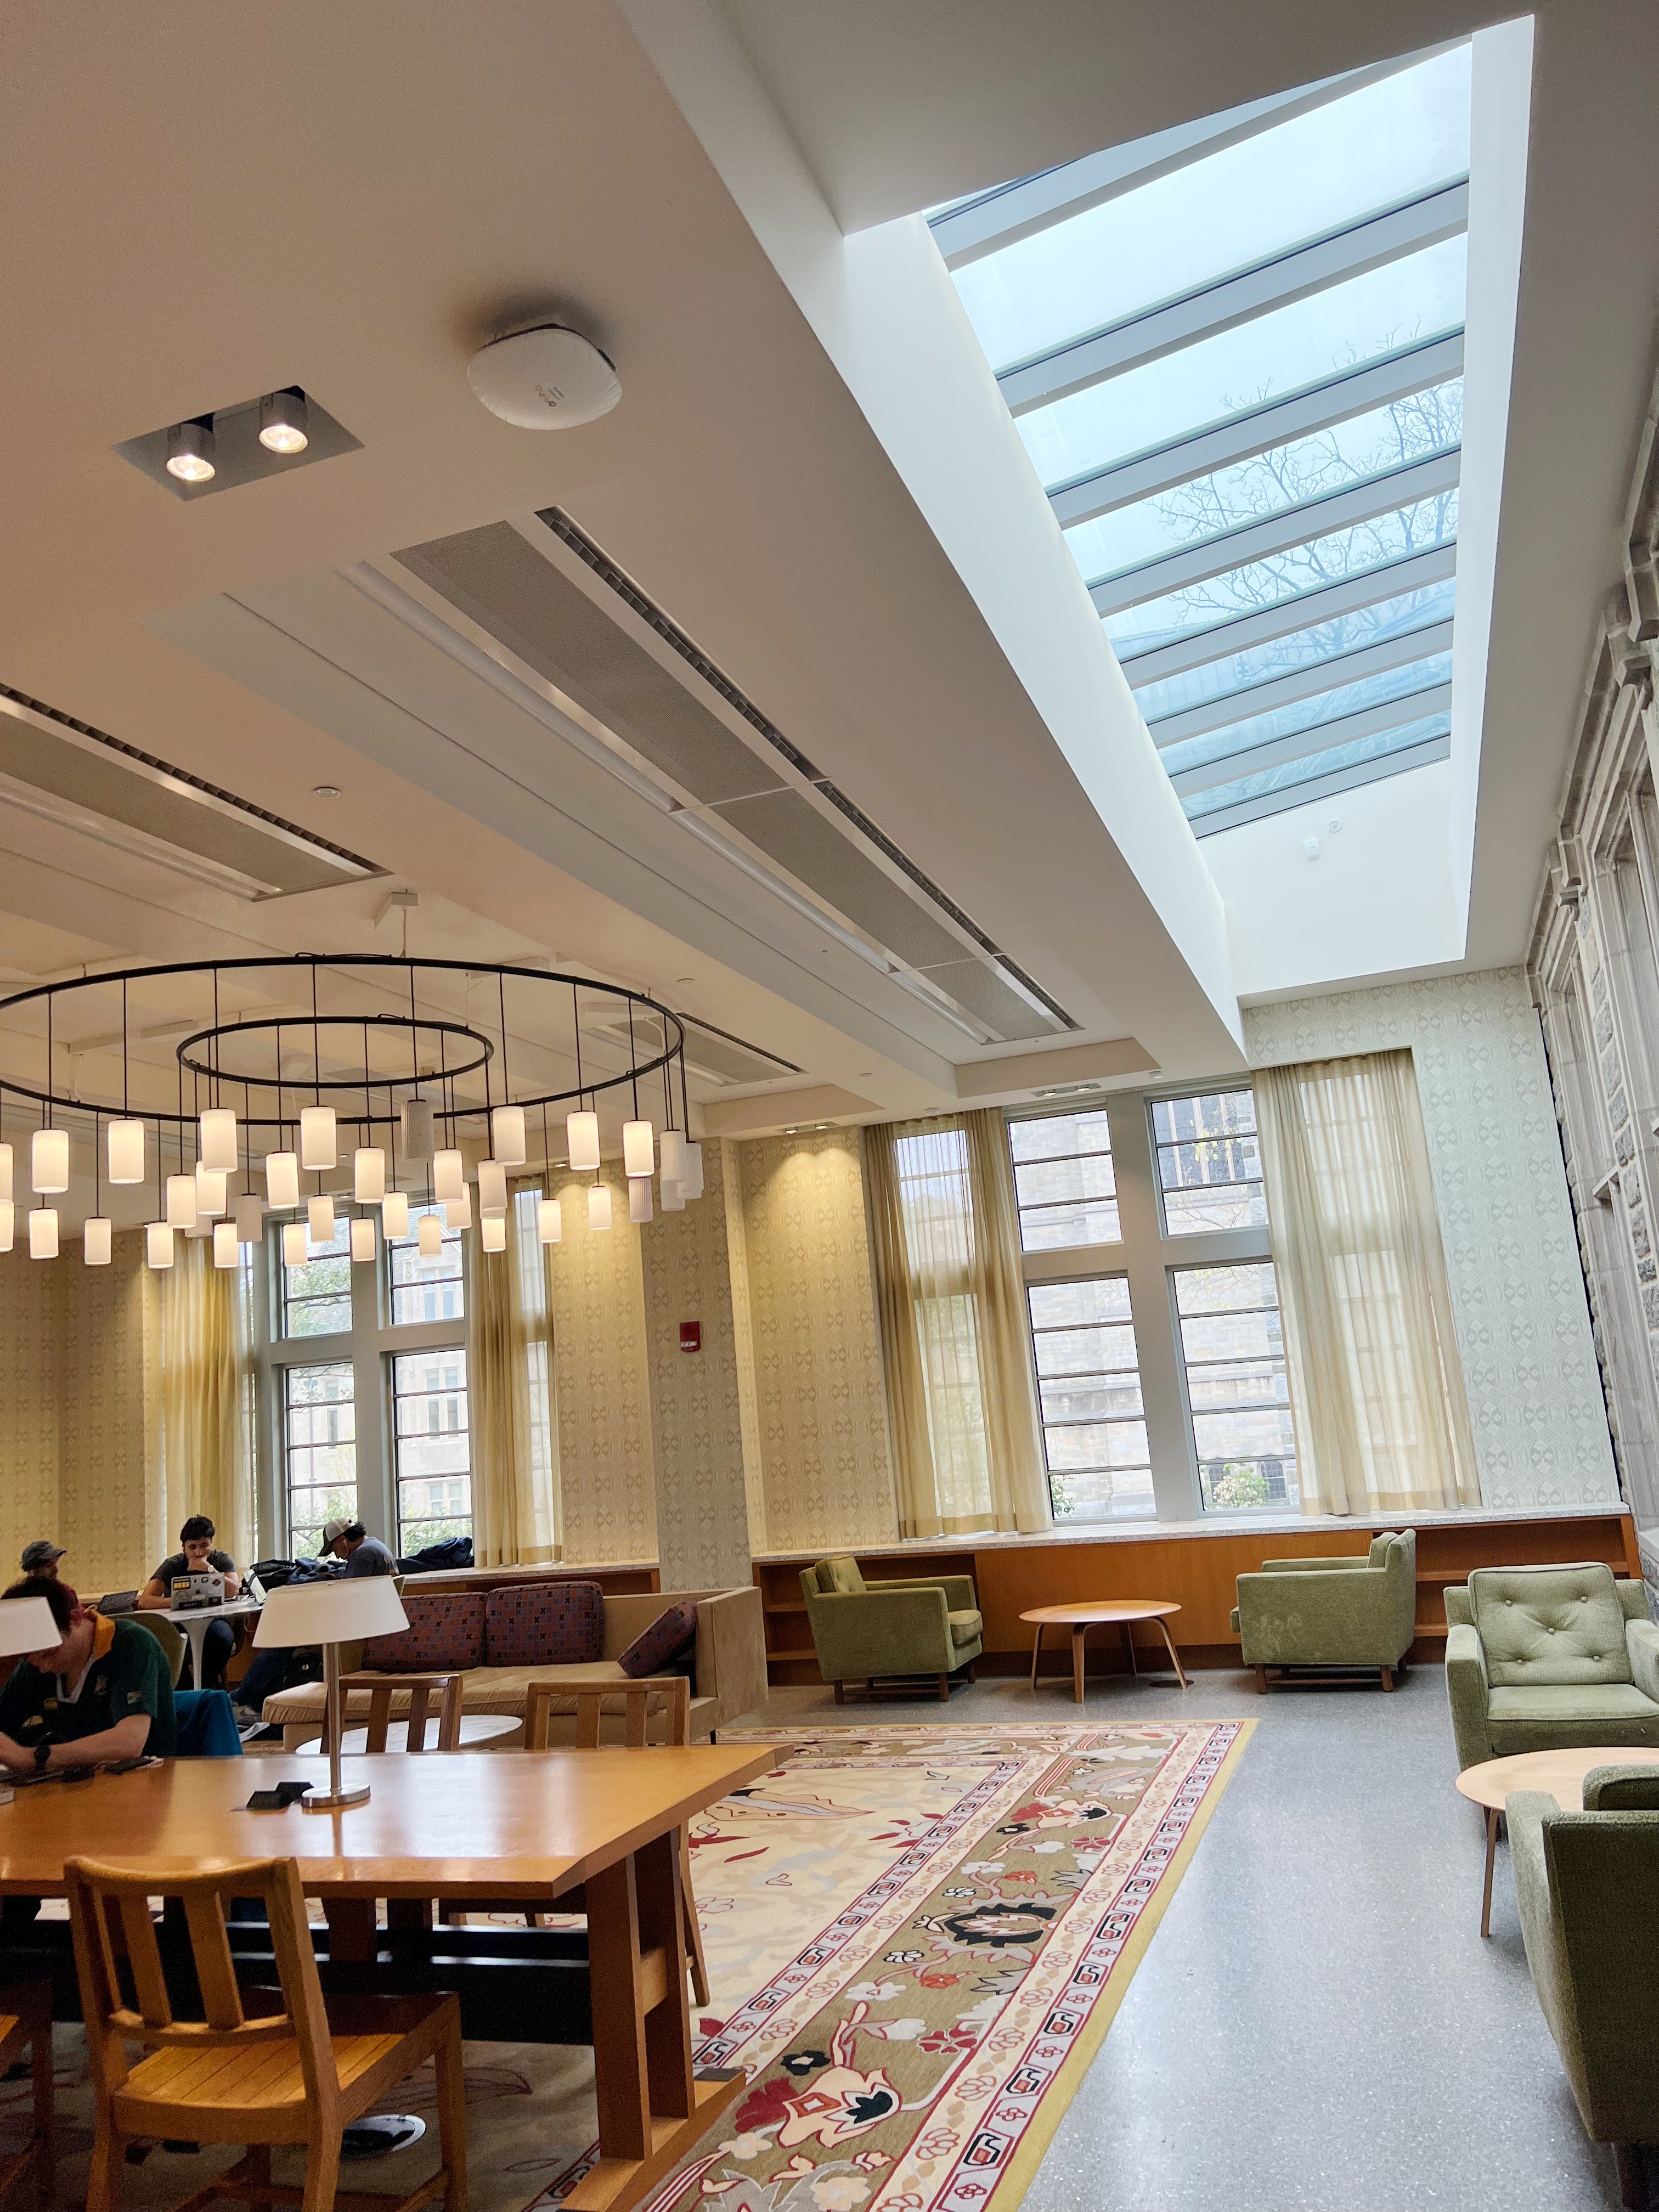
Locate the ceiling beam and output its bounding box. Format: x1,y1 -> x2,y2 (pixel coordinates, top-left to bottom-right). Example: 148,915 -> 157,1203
1147,617 -> 1454,747
1167,683 -> 1452,795
1189,731 -> 1450,836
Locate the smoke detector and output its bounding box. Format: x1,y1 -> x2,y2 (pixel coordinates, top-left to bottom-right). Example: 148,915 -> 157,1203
467,323 -> 620,429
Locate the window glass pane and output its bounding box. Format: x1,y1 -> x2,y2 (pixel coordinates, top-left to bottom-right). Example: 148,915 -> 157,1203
281,1217 -> 351,1339
1173,1262 -> 1299,1510
1153,1089 -> 1267,1233
393,1348 -> 473,1553
955,50 -> 1470,371
387,1201 -> 466,1324
1183,711 -> 1448,822
1161,652 -> 1451,780
1008,1109 -> 1120,1250
284,1362 -> 356,1557
1027,1275 -> 1153,1521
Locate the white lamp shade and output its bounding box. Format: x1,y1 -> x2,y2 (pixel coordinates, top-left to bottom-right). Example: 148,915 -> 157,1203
444,1187 -> 472,1231
588,1181 -> 612,1232
538,1197 -> 562,1244
253,1575 -> 408,1650
27,1209 -> 57,1260
0,1595 -> 60,1659
84,1216 -> 113,1266
166,1173 -> 198,1228
659,1129 -> 686,1186
266,1150 -> 300,1209
353,1147 -> 386,1204
477,1159 -> 507,1215
0,1141 -> 12,1203
492,1105 -> 526,1166
481,1212 -> 507,1252
401,1097 -> 435,1161
0,1201 -> 14,1252
350,1215 -> 376,1264
308,1194 -> 336,1244
300,1105 -> 337,1170
31,1128 -> 69,1195
628,1175 -> 653,1224
660,1180 -> 686,1212
623,1120 -> 654,1178
108,1120 -> 145,1185
235,1193 -> 265,1244
382,1190 -> 409,1237
281,1221 -> 308,1267
417,1211 -> 443,1261
681,1142 -> 705,1200
146,1221 -> 174,1270
199,1108 -> 239,1173
567,1110 -> 600,1172
432,1149 -> 465,1204
195,1165 -> 228,1217
212,1220 -> 239,1269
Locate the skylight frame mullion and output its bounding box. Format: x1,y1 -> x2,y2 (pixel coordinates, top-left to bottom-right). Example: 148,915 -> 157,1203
1115,543 -> 1459,687
1147,618 -> 1455,748
1047,331 -> 1465,529
1188,732 -> 1450,836
1167,682 -> 1451,796
996,179 -> 1469,417
1087,448 -> 1462,617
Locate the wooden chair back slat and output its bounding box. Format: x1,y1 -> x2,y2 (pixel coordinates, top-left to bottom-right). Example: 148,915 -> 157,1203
117,1893 -> 173,2032
182,1893 -> 246,2033
527,1674 -> 692,1752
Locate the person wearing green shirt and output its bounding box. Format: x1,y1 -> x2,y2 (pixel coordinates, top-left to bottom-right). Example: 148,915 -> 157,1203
0,1577 -> 176,1767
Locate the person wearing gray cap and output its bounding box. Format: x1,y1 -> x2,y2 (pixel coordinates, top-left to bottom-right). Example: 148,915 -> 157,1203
19,1542 -> 76,1612
321,1520 -> 395,1577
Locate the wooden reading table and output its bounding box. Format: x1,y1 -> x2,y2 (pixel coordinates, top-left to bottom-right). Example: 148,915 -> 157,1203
0,1744 -> 774,2212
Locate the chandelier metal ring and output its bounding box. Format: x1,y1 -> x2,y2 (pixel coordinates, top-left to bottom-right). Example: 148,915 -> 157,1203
176,1016 -> 496,1103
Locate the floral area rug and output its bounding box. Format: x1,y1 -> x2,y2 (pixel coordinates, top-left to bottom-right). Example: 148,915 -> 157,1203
5,1721 -> 1248,2212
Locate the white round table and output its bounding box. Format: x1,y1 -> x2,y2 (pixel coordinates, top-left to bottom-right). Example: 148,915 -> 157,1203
160,1597 -> 263,1689
298,1712 -> 519,1755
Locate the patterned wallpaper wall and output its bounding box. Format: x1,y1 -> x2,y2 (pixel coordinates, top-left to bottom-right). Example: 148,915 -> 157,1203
1245,967 -> 1620,1513
0,1251 -> 64,1583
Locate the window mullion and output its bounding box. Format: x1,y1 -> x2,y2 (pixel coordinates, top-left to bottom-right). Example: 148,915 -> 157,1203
354,1214 -> 391,1548
1106,1094 -> 1201,1521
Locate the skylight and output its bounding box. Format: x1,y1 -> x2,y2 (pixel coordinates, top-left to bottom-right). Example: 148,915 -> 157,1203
932,44 -> 1472,835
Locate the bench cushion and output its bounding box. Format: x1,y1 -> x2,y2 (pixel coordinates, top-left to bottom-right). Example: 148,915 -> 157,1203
363,1590 -> 486,1672
486,1581 -> 604,1667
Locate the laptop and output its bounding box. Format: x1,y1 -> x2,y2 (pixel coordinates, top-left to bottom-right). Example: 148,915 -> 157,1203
170,1570 -> 225,1611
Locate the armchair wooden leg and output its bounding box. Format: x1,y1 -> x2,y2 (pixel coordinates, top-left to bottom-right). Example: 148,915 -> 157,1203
833,1680 -> 844,1705
1380,1665 -> 1396,1692
936,1674 -> 949,1702
1615,2142 -> 1655,2210
1254,1666 -> 1267,1694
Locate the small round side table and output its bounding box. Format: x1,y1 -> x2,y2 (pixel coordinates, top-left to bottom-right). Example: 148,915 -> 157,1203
1020,1601 -> 1189,1703
1455,1745 -> 1659,1936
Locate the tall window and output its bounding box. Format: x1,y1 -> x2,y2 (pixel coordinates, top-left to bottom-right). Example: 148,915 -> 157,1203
1010,1109 -> 1119,1249
1153,1088 -> 1266,1233
893,1126 -> 992,1518
281,1219 -> 352,1336
283,1363 -> 357,1556
1173,1262 -> 1297,1510
1028,1277 -> 1151,1519
392,1349 -> 472,1551
388,1206 -> 465,1324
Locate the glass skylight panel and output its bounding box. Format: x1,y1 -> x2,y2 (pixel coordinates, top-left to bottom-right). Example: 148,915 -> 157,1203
1183,712 -> 1450,821
953,48 -> 1470,374
1160,651 -> 1452,778
1064,383 -> 1461,582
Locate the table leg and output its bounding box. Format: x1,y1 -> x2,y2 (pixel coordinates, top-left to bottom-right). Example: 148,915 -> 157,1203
1072,1626 -> 1086,1705
1154,1619 -> 1190,1690
1481,1807 -> 1498,1939
321,1897 -> 375,1963
1121,1623 -> 1139,1678
185,1617 -> 208,1691
1029,1622 -> 1043,1691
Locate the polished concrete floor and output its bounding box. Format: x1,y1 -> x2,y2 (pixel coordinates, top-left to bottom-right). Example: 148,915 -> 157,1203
747,1665 -> 1620,2212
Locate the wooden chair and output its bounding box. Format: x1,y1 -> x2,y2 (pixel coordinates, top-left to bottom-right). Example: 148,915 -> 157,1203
525,1678 -> 710,2008
319,1673 -> 462,1755
64,1854 -> 467,2212
0,1981 -> 54,2207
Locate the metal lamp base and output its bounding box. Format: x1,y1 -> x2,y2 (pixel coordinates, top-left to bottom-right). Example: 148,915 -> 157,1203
302,1784 -> 371,1811
341,2115 -> 425,2160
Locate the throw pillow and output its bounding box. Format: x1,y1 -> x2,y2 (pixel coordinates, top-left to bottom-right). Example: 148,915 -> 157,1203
617,1600 -> 699,1679
486,1580 -> 605,1668
363,1590 -> 487,1673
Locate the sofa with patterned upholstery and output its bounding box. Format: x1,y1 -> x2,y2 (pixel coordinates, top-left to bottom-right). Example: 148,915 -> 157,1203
1444,1561 -> 1659,1770
262,1579 -> 766,1748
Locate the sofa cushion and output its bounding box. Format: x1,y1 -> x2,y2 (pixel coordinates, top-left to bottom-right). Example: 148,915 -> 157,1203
948,1609 -> 983,1649
486,1580 -> 604,1668
817,1557 -> 865,1596
1469,1565 -> 1632,1688
362,1590 -> 486,1672
617,1600 -> 698,1679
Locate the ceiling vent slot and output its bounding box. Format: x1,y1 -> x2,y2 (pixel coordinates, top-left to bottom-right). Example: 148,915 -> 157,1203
593,1009 -> 802,1087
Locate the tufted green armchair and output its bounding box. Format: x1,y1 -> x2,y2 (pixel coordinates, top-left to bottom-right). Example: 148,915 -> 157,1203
1444,1562 -> 1659,1772
1508,1765 -> 1659,2207
1229,1530 -> 1416,1691
799,1556 -> 983,1703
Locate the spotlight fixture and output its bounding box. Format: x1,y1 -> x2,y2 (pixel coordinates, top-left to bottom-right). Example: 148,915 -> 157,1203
165,417 -> 216,483
258,388 -> 309,454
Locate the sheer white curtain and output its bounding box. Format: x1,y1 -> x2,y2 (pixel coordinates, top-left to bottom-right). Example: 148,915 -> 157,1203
469,1181 -> 561,1564
159,1238 -> 256,1566
1255,1048 -> 1480,1515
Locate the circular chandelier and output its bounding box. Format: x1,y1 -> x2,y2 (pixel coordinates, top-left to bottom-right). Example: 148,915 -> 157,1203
0,955 -> 706,1269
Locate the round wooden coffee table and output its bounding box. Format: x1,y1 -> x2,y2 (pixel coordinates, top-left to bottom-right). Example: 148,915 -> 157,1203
1020,1601 -> 1189,1703
1456,1745 -> 1659,1936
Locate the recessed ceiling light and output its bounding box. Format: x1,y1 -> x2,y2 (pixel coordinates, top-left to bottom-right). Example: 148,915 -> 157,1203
258,388 -> 309,454
165,418 -> 215,483
312,783 -> 341,798
675,977 -> 695,985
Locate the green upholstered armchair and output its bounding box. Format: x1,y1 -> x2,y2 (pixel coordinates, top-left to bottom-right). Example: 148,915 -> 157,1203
1509,1765 -> 1659,2208
799,1557 -> 984,1703
1444,1563 -> 1659,1773
1229,1529 -> 1415,1691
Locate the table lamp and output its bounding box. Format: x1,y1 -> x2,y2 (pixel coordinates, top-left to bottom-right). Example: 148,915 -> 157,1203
253,1577 -> 408,1812
0,1597 -> 61,1661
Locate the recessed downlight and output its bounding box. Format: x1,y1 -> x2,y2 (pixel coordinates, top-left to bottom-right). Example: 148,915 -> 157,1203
259,388 -> 309,454
312,783 -> 341,798
165,418 -> 216,483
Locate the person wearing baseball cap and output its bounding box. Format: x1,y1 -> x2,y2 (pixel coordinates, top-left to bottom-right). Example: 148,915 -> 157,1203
19,1542 -> 76,1612
321,1520 -> 395,1578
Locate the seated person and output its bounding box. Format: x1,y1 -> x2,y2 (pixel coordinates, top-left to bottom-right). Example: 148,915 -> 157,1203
139,1515 -> 241,1689
0,1577 -> 176,1770
19,1539 -> 76,1611
322,1518 -> 395,1577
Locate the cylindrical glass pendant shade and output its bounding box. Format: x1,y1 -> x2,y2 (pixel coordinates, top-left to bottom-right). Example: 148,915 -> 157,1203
32,1128 -> 69,1195
166,1173 -> 197,1228
659,1130 -> 686,1187
147,1221 -> 175,1270
492,1105 -> 526,1167
308,1194 -> 335,1244
354,1147 -> 386,1204
538,1198 -> 562,1244
0,1141 -> 13,1203
83,1216 -> 112,1266
199,1108 -> 238,1172
212,1220 -> 238,1269
444,1187 -> 472,1232
28,1209 -> 57,1260
628,1175 -> 653,1224
481,1212 -> 506,1252
0,1201 -> 14,1251
681,1142 -> 705,1200
194,1165 -> 227,1217
402,1097 -> 434,1162
623,1120 -> 654,1178
477,1160 -> 507,1215
235,1193 -> 264,1244
108,1120 -> 145,1185
350,1216 -> 376,1265
281,1221 -> 307,1267
567,1110 -> 600,1172
300,1105 -> 336,1171
661,1180 -> 686,1212
265,1150 -> 300,1209
588,1181 -> 612,1232
381,1191 -> 409,1238
417,1210 -> 443,1261
433,1149 -> 465,1204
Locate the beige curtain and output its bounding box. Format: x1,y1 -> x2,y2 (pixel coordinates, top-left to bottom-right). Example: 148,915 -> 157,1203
866,1110 -> 1048,1537
159,1239 -> 255,1566
1255,1048 -> 1480,1516
469,1181 -> 561,1565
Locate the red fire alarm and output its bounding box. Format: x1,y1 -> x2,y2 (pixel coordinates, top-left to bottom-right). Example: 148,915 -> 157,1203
679,1320 -> 702,1355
